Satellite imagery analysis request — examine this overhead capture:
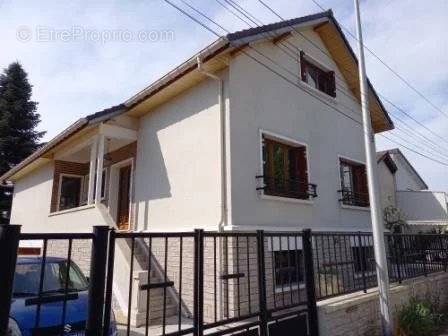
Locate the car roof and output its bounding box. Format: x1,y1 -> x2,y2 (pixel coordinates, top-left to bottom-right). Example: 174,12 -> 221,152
17,256 -> 66,264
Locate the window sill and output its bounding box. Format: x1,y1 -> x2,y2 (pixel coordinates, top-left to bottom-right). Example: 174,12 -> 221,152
260,193 -> 314,205
340,204 -> 371,212
299,80 -> 337,104
275,283 -> 305,293
49,204 -> 96,217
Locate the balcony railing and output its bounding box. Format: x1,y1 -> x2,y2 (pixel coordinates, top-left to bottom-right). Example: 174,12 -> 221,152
256,175 -> 318,200
338,189 -> 370,207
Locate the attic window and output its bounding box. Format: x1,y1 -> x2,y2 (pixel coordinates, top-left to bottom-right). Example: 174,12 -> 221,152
300,51 -> 336,97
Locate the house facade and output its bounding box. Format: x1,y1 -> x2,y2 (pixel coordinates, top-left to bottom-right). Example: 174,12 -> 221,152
3,11 -> 396,326
4,11 -> 393,236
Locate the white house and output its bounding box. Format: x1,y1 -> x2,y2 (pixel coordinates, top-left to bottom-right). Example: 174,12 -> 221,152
377,148 -> 448,232
2,11 -> 396,325
3,11 -> 394,236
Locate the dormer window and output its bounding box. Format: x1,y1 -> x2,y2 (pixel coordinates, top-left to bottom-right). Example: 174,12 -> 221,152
300,51 -> 336,98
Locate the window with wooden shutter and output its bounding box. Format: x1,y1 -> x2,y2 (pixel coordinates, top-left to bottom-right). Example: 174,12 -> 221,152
260,135 -> 316,200
339,159 -> 369,207
300,51 -> 336,97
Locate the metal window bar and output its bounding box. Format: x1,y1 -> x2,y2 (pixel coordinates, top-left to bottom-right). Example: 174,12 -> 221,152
256,175 -> 318,199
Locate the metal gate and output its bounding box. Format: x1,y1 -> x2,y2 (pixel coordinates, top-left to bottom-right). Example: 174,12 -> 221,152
0,225 -> 319,336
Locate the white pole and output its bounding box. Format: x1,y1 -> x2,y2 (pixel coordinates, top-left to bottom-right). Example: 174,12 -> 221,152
87,136 -> 98,205
353,0 -> 393,334
95,134 -> 105,205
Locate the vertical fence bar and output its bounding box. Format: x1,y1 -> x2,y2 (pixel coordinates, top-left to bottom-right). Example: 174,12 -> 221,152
357,232 -> 367,293
103,229 -> 116,336
86,226 -> 109,336
0,224 -> 21,335
194,229 -> 204,336
303,229 -> 319,336
256,230 -> 268,336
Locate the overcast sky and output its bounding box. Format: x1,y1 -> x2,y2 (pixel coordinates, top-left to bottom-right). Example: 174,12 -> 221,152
1,0 -> 447,191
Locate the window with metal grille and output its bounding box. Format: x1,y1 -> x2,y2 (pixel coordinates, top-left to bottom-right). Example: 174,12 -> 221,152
262,136 -> 311,200
339,159 -> 369,207
274,250 -> 304,287
352,246 -> 375,273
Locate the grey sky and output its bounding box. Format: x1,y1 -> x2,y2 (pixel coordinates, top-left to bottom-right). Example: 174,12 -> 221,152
1,0 -> 447,190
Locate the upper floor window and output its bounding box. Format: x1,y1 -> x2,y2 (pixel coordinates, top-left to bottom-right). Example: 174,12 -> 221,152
260,135 -> 316,200
339,159 -> 369,207
58,175 -> 82,211
300,51 -> 336,98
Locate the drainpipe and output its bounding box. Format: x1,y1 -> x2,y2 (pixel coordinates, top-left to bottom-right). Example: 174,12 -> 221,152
197,56 -> 227,321
197,56 -> 228,232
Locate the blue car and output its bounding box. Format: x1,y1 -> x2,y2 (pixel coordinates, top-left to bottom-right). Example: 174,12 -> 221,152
8,257 -> 117,336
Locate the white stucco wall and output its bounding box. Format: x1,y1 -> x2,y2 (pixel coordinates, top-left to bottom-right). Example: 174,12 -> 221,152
227,30 -> 373,232
391,153 -> 425,191
10,162 -> 54,232
377,160 -> 396,210
133,74 -> 227,232
397,191 -> 448,222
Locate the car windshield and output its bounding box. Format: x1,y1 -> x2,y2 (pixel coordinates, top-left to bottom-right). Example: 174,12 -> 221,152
13,261 -> 89,296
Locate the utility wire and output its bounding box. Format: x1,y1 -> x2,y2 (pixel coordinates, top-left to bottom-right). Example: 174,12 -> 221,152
255,0 -> 448,147
216,0 -> 448,156
161,0 -> 448,167
308,0 -> 448,120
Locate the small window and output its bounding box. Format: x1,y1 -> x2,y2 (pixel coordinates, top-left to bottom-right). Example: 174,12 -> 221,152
274,250 -> 304,287
262,135 -> 312,200
352,246 -> 375,273
80,169 -> 107,204
339,159 -> 369,207
59,176 -> 82,211
300,51 -> 336,97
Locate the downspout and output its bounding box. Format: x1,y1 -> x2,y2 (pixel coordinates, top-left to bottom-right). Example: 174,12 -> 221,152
197,56 -> 228,232
197,56 -> 227,320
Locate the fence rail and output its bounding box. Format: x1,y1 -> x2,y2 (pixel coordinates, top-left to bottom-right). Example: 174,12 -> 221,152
1,224 -> 448,336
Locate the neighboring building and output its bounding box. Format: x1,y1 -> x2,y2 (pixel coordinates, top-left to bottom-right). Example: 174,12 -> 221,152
377,148 -> 448,233
2,11 -> 395,325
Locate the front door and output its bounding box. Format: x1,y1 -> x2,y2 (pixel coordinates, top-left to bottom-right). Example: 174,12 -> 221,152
117,165 -> 131,230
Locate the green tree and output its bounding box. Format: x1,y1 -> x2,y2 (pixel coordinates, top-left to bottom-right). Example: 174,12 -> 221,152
0,62 -> 45,174
0,62 -> 45,222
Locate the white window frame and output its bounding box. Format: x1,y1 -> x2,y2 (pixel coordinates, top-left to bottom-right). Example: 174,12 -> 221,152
337,155 -> 370,211
298,50 -> 337,101
258,129 -> 313,205
57,173 -> 84,212
81,168 -> 107,205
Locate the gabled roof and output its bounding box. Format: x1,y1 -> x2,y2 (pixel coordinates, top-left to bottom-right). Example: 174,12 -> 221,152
1,10 -> 393,182
377,150 -> 398,174
380,148 -> 428,189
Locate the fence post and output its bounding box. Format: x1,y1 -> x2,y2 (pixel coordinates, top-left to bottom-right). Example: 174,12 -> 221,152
392,235 -> 402,284
357,232 -> 368,293
421,234 -> 428,277
194,229 -> 204,336
256,230 -> 268,336
86,225 -> 109,336
102,228 -> 115,336
0,224 -> 21,335
303,229 -> 319,336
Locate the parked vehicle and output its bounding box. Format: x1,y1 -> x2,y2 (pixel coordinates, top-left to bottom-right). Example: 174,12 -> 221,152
8,257 -> 117,336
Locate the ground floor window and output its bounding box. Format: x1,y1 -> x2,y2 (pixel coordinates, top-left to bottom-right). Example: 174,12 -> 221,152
58,175 -> 83,211
352,246 -> 375,273
274,249 -> 304,287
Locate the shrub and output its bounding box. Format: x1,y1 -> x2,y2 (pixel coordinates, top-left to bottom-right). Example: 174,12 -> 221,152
396,297 -> 445,336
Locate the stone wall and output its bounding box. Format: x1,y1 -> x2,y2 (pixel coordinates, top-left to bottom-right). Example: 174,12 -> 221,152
317,272 -> 448,336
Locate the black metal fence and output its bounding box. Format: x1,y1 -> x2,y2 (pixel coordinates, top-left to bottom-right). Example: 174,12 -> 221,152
1,224 -> 448,336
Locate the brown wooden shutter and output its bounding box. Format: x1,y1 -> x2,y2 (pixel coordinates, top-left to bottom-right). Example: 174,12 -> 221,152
296,147 -> 308,195
328,70 -> 336,97
300,51 -> 307,81
353,165 -> 369,204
